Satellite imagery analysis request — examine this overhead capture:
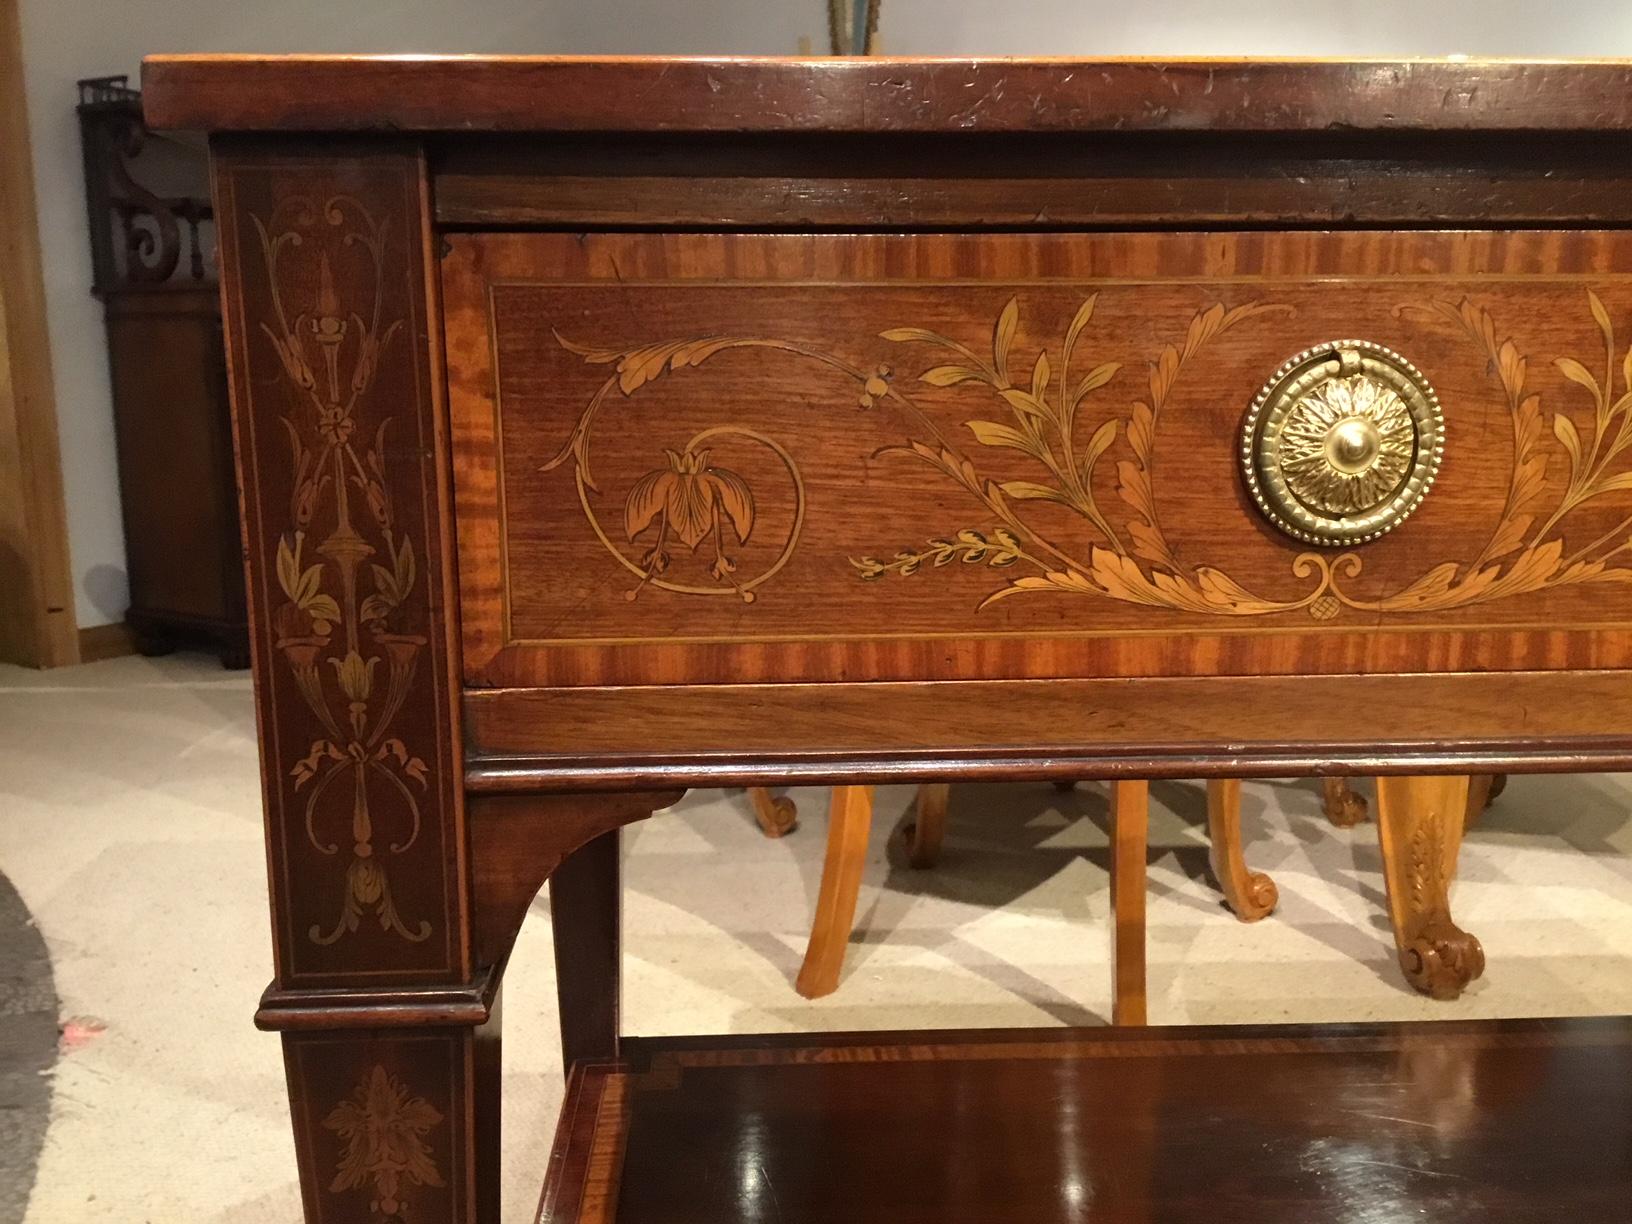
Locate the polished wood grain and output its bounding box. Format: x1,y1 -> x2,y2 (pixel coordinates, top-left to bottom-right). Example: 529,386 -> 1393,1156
463,670 -> 1632,789
541,1018 -> 1632,1223
0,0 -> 77,667
213,139 -> 489,1224
905,782 -> 950,869
1375,775 -> 1485,1000
474,988 -> 503,1224
468,791 -> 678,971
1206,778 -> 1279,922
434,132 -> 1632,230
142,55 -> 1632,135
536,1063 -> 626,1224
215,141 -> 471,989
157,54 -> 1632,1224
778,781 -> 1161,1011
1466,772 -> 1509,824
1322,776 -> 1370,827
795,785 -> 874,999
551,831 -> 622,1069
1110,780 -> 1149,1026
1324,772 -> 1507,830
285,1028 -> 479,1224
1251,771 -> 1496,1000
255,964 -> 500,1033
445,229 -> 1632,690
745,787 -> 798,838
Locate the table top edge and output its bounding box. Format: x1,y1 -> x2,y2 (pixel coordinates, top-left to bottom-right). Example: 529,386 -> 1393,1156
140,54 -> 1632,135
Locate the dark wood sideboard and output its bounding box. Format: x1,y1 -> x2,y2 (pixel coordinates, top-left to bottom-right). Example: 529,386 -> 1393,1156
78,76 -> 248,666
143,57 -> 1632,1222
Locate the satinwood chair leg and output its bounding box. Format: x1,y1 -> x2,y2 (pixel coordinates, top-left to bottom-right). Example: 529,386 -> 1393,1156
1464,773 -> 1506,829
1110,780 -> 1149,1026
796,785 -> 875,999
1325,773 -> 1504,835
1205,778 -> 1279,922
1374,775 -> 1486,1000
747,786 -> 799,838
905,782 -> 950,869
1322,777 -> 1369,827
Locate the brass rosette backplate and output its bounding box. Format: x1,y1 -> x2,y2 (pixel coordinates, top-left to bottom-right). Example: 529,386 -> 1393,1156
1241,340 -> 1444,546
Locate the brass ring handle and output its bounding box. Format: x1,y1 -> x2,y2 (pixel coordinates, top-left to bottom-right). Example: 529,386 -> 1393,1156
1241,340 -> 1444,546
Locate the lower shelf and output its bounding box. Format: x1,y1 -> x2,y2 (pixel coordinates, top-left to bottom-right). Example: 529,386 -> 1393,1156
537,1018 -> 1632,1223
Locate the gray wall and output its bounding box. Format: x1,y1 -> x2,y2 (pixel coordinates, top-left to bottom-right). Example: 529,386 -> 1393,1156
19,0 -> 1632,626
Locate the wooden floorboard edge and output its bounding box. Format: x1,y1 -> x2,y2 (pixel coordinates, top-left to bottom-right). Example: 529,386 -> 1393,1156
76,622 -> 135,663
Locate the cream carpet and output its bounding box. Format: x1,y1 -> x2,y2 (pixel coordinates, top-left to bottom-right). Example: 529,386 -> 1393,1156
4,654 -> 1632,1222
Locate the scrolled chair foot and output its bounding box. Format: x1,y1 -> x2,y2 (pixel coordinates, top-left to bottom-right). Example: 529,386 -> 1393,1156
1237,869 -> 1281,921
1374,775 -> 1486,1000
747,787 -> 798,838
1322,777 -> 1369,828
1206,779 -> 1279,922
1399,918 -> 1486,1001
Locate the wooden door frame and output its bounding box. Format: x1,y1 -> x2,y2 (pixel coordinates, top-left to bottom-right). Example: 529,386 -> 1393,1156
0,0 -> 78,667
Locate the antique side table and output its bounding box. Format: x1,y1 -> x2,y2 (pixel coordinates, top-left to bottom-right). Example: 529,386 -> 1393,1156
144,56 -> 1632,1223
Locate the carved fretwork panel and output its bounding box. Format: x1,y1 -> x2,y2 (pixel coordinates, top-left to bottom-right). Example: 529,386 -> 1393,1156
77,75 -> 214,291
214,141 -> 469,986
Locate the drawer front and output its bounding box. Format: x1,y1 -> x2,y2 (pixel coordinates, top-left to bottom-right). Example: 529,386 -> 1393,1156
444,231 -> 1632,687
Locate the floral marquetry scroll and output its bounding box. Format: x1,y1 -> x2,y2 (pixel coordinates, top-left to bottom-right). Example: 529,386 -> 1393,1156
544,287 -> 1632,621
214,146 -> 467,988
444,230 -> 1632,687
284,1029 -> 470,1224
258,197 -> 434,948
324,1066 -> 446,1219
543,333 -> 825,602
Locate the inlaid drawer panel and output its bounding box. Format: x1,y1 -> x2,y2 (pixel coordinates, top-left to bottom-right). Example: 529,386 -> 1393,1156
443,230 -> 1632,686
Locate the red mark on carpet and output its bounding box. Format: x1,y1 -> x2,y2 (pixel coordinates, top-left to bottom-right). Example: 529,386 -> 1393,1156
59,1016 -> 107,1052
